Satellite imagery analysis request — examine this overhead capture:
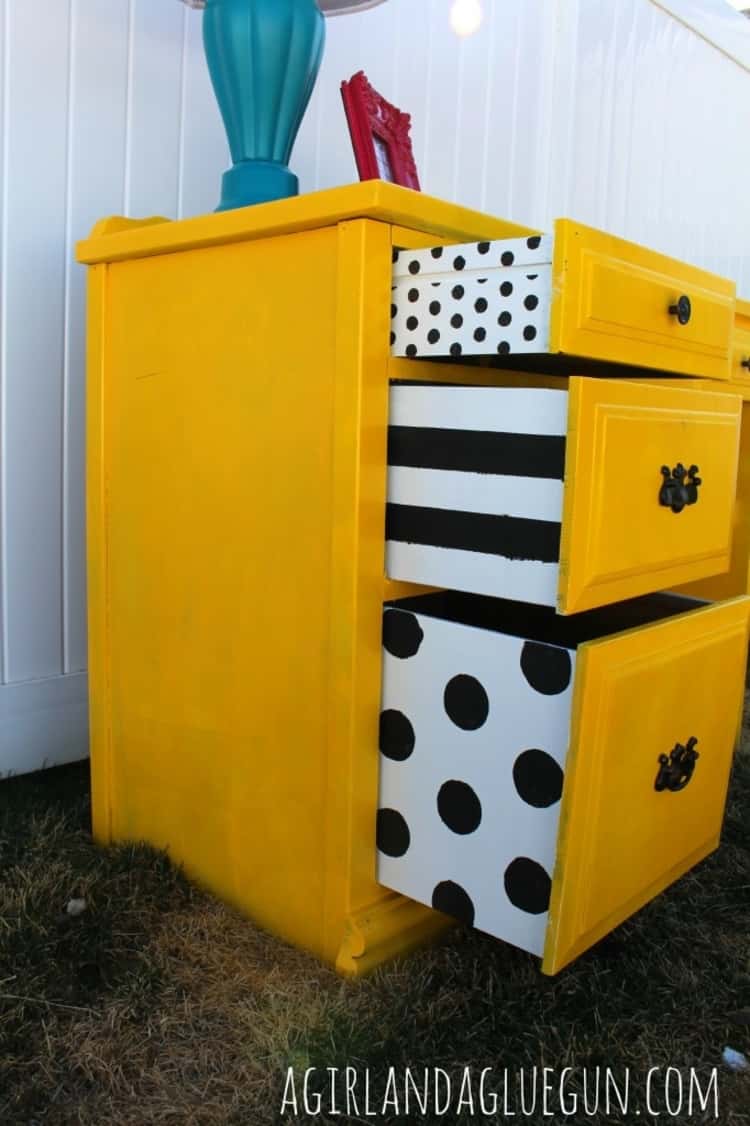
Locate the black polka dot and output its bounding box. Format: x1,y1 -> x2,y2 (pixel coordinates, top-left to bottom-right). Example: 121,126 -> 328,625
475,297 -> 488,313
406,315 -> 419,331
444,674 -> 489,730
513,749 -> 564,808
451,313 -> 464,329
431,246 -> 444,259
383,610 -> 424,658
527,236 -> 542,250
427,328 -> 441,345
504,857 -> 551,915
392,248 -> 400,264
498,311 -> 512,327
501,251 -> 515,266
408,260 -> 421,275
406,344 -> 418,357
523,325 -> 537,341
379,710 -> 415,762
524,294 -> 539,311
497,341 -> 511,354
477,242 -> 490,255
377,808 -> 411,857
391,303 -> 397,318
429,300 -> 441,315
520,642 -> 571,695
452,285 -> 465,300
408,288 -> 419,303
474,327 -> 487,343
432,881 -> 475,926
500,281 -> 513,297
450,343 -> 463,357
437,780 -> 482,835
453,255 -> 466,270
390,331 -> 396,346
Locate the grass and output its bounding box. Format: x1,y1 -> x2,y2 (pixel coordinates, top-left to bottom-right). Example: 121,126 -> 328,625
1,709 -> 749,1125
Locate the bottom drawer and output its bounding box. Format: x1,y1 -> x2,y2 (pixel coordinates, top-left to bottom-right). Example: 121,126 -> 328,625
376,591 -> 750,973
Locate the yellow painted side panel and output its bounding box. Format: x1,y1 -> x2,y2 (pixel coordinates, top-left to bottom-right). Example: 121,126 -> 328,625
550,219 -> 735,380
543,597 -> 750,975
102,228 -> 340,958
559,378 -> 741,613
86,265 -> 112,844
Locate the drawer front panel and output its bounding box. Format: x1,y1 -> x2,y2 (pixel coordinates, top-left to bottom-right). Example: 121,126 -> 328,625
561,378 -> 742,613
544,597 -> 750,975
731,300 -> 750,392
553,220 -> 735,380
385,380 -> 741,613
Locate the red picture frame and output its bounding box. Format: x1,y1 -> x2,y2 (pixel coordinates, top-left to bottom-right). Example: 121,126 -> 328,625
340,71 -> 421,191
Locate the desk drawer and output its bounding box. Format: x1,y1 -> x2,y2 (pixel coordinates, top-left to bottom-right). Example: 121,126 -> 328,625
386,378 -> 741,614
391,220 -> 735,381
376,592 -> 750,973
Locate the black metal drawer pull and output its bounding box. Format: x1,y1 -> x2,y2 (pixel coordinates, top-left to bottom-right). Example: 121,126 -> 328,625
659,463 -> 701,513
741,357 -> 750,371
655,737 -> 699,792
668,295 -> 692,325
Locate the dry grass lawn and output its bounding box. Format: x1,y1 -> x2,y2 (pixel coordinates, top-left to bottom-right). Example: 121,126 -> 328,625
1,702 -> 749,1124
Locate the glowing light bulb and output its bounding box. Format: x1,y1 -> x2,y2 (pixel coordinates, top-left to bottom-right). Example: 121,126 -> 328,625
450,0 -> 483,37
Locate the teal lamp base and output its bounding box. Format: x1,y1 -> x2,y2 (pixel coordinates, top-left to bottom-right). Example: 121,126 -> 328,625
203,0 -> 325,212
216,160 -> 299,212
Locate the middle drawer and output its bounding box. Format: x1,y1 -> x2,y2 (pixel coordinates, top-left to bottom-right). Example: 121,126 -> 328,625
385,377 -> 741,614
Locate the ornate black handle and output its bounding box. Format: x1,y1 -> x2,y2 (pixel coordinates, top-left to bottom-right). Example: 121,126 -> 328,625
668,295 -> 692,325
659,463 -> 701,513
655,737 -> 699,792
741,357 -> 750,371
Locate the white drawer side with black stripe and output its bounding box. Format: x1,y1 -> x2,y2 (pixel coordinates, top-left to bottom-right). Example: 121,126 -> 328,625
386,382 -> 567,607
385,378 -> 743,615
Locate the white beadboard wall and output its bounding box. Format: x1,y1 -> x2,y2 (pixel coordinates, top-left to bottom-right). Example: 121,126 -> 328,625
1,0 -> 749,775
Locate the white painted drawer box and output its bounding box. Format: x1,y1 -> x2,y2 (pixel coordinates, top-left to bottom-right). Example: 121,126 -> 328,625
385,379 -> 741,614
376,591 -> 750,973
390,220 -> 735,381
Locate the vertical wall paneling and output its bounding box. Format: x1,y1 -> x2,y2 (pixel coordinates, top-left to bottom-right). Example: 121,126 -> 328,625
2,0 -> 750,775
3,0 -> 70,684
64,0 -> 131,676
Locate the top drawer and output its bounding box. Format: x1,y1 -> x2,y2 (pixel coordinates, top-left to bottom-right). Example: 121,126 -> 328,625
731,298 -> 750,393
391,220 -> 735,381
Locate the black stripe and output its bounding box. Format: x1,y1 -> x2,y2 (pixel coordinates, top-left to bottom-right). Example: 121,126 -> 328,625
388,426 -> 565,480
386,504 -> 561,564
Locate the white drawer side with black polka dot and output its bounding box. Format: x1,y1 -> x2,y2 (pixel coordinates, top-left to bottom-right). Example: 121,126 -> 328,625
376,592 -> 750,973
385,378 -> 742,615
391,219 -> 736,380
392,236 -> 552,361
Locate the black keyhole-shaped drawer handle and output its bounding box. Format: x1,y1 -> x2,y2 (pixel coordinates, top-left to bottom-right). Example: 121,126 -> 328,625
741,357 -> 750,370
659,463 -> 701,513
668,295 -> 692,325
655,737 -> 699,793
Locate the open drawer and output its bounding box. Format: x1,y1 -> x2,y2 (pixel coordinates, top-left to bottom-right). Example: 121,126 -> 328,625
391,219 -> 735,381
376,592 -> 750,973
386,377 -> 741,613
